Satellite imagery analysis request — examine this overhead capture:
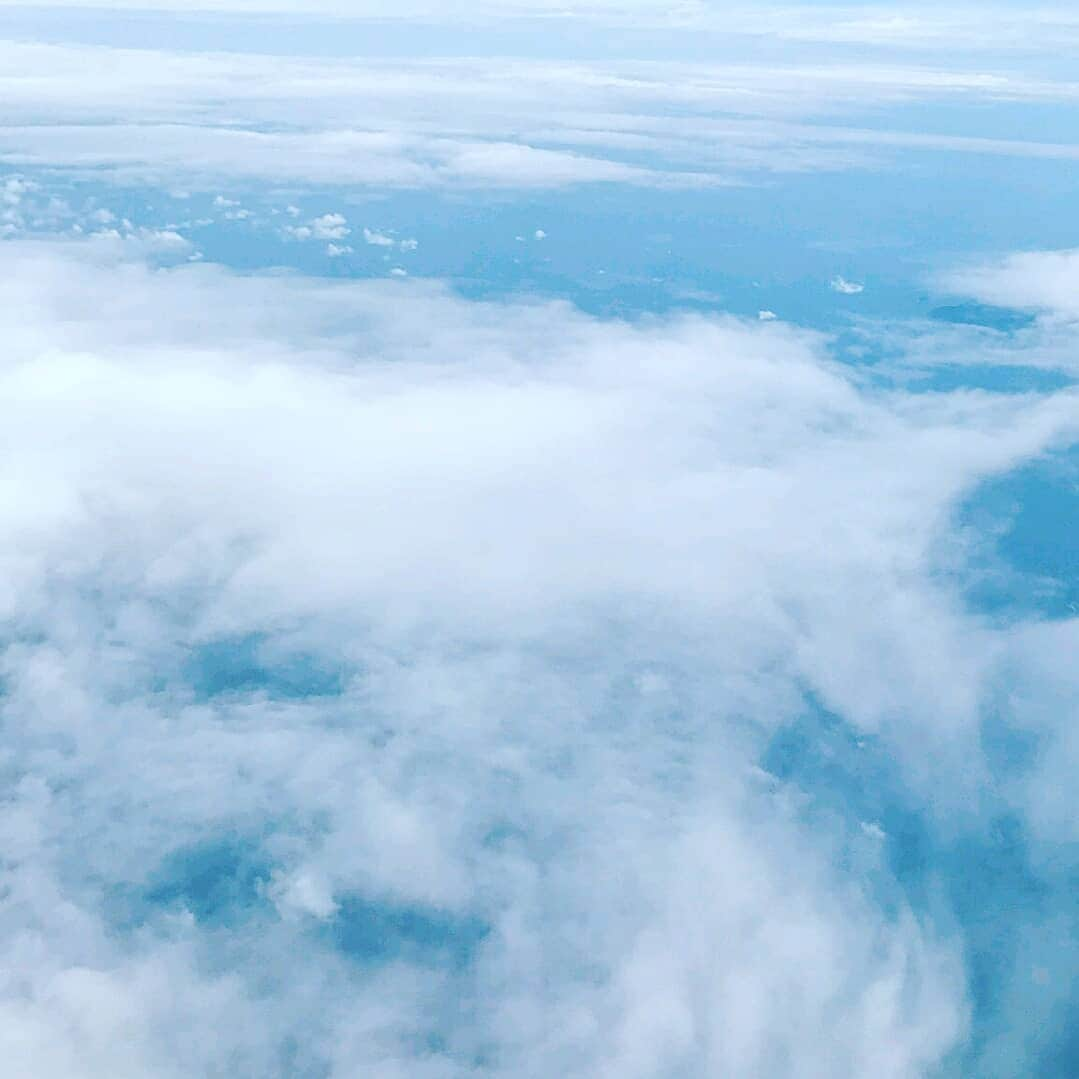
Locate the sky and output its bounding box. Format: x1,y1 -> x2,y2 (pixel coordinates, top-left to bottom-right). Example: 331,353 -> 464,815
0,3 -> 1077,1077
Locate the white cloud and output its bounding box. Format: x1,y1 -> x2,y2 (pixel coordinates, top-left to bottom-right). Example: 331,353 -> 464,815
941,248 -> 1079,320
0,236 -> 1076,1072
0,1 -> 1075,1065
364,228 -> 418,252
82,225 -> 193,258
0,0 -> 1075,55
2,173 -> 36,205
271,868 -> 339,920
286,213 -> 351,243
831,275 -> 865,295
362,226 -> 396,247
310,211 -> 349,239
876,248 -> 1079,377
0,172 -> 40,234
0,37 -> 1075,197
9,237 -> 1077,1073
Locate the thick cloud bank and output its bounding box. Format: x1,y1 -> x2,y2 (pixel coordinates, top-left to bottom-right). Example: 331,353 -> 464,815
0,239 -> 1076,1076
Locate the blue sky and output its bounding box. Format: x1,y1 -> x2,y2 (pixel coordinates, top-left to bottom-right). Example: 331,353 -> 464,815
0,3 -> 1076,1077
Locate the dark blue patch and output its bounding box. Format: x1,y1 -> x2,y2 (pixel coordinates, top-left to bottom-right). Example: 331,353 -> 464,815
185,634 -> 344,700
1037,1020 -> 1079,1077
328,896 -> 489,970
142,837 -> 272,925
763,695 -> 906,831
930,303 -> 1036,333
955,449 -> 1079,621
946,815 -> 1048,1004
763,695 -> 1079,1078
908,364 -> 1072,395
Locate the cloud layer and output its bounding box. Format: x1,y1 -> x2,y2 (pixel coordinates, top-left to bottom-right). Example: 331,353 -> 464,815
0,236 -> 1076,1074
0,22 -> 1077,195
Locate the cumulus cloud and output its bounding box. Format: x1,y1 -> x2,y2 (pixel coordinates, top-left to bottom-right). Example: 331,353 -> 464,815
310,211 -> 349,239
362,226 -> 396,247
0,236 -> 1076,1074
1,173 -> 35,205
284,212 -> 350,243
364,227 -> 418,252
0,175 -> 28,233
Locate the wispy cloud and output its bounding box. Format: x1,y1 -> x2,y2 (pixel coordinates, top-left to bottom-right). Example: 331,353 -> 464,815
941,248 -> 1079,319
831,274 -> 864,294
0,37 -> 1076,195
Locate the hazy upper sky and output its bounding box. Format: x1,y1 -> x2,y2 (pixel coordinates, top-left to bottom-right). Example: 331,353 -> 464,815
0,3 -> 1076,1077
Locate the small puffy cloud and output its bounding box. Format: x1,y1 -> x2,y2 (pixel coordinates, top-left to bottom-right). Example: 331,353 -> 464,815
285,213 -> 350,242
534,228 -> 547,239
270,869 -> 339,921
364,228 -> 418,251
362,226 -> 396,247
1,175 -> 41,235
326,242 -> 352,257
86,225 -> 193,258
758,309 -> 777,321
140,227 -> 191,251
311,212 -> 350,240
2,175 -> 37,206
212,195 -> 252,220
831,275 -> 865,295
